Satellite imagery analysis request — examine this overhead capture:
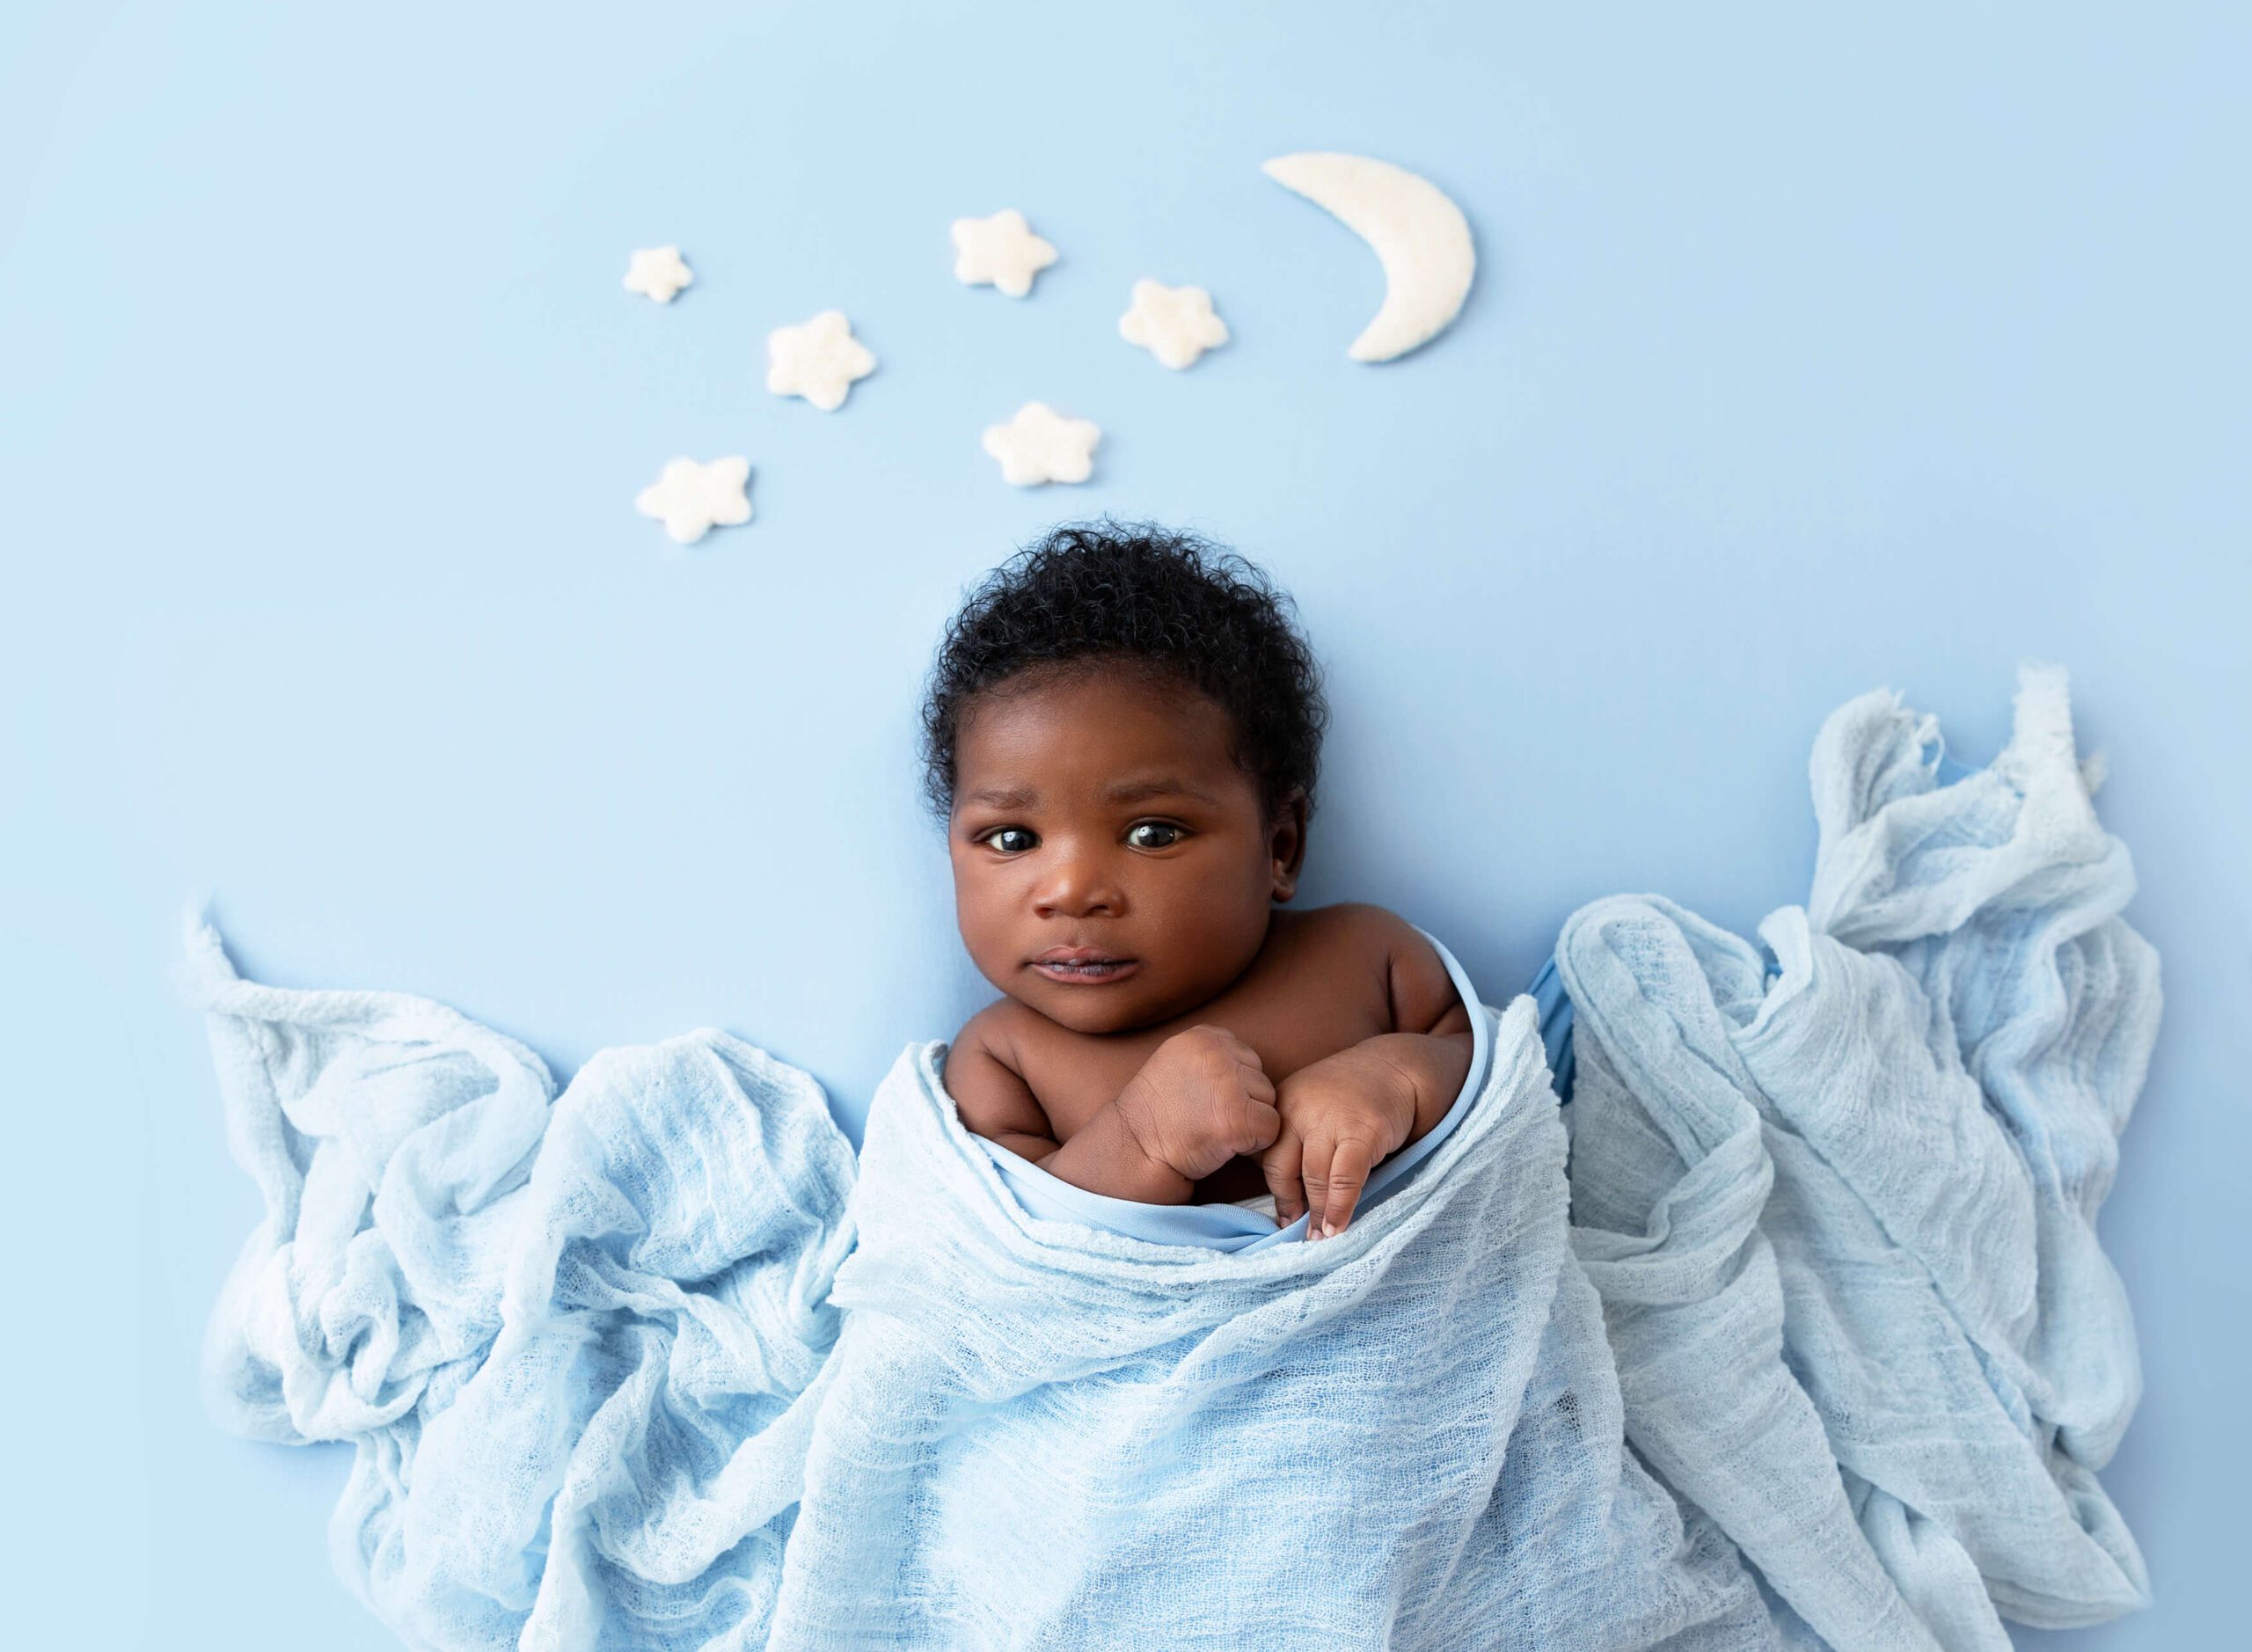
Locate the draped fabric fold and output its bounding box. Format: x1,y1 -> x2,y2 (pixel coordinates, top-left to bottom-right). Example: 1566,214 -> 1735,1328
183,666 -> 2153,1650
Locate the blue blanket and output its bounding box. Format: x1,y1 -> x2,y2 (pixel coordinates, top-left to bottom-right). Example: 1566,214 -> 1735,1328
182,665 -> 2155,1650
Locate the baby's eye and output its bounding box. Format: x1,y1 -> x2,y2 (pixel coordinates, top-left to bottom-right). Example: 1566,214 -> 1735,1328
1126,822 -> 1184,850
984,827 -> 1037,855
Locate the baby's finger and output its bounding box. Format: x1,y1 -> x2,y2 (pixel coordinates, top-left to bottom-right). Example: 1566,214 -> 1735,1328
1298,1139 -> 1335,1240
1261,1129 -> 1305,1226
1241,1096 -> 1283,1154
1208,1027 -> 1267,1071
1316,1137 -> 1376,1239
1239,1063 -> 1276,1107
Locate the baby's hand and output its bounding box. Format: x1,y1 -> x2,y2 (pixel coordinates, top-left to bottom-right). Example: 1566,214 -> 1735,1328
1261,1054 -> 1417,1239
1115,1027 -> 1282,1183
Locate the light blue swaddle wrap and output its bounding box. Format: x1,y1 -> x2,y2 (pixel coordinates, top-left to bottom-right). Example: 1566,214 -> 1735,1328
973,924 -> 1495,1252
179,666 -> 2155,1651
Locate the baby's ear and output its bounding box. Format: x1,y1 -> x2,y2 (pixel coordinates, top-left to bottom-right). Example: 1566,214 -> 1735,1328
1269,788 -> 1310,898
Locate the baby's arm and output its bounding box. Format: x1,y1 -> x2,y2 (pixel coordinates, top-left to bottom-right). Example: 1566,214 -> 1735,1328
1372,916 -> 1479,1141
1262,909 -> 1476,1237
945,1012 -> 1241,1205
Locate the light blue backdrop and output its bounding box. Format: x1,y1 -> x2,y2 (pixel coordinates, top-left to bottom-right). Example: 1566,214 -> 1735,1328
3,2 -> 2244,1647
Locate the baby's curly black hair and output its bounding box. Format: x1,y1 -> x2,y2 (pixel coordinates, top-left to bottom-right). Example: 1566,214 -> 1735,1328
919,519 -> 1328,828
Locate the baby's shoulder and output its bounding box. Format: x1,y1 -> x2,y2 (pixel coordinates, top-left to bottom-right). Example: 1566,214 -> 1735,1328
951,992 -> 1036,1072
1280,903 -> 1465,1034
940,997 -> 1054,1137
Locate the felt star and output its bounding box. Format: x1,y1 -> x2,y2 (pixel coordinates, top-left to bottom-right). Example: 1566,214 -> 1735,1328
623,245 -> 693,303
765,310 -> 877,412
950,209 -> 1058,298
982,402 -> 1100,486
635,457 -> 752,545
1117,279 -> 1230,369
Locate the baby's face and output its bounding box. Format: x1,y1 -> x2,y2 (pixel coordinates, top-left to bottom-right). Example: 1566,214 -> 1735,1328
947,664 -> 1301,1034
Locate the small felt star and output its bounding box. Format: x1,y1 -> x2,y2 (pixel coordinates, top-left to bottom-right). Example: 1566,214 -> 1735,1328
1118,279 -> 1230,369
950,209 -> 1058,298
765,310 -> 877,412
635,457 -> 752,545
982,402 -> 1100,486
623,245 -> 693,303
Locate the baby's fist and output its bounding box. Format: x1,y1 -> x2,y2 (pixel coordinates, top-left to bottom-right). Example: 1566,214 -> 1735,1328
1116,1026 -> 1281,1182
1262,1055 -> 1416,1239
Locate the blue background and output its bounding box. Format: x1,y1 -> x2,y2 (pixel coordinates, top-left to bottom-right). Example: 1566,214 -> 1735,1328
3,2 -> 2245,1646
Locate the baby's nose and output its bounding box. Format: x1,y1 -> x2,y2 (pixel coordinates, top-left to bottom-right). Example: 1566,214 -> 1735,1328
1032,850 -> 1122,916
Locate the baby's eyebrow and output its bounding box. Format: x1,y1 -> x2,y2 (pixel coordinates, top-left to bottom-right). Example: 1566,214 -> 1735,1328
964,784 -> 1038,808
1101,776 -> 1220,806
960,777 -> 1219,809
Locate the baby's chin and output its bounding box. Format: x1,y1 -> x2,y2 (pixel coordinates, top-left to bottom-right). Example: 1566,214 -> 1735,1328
1012,977 -> 1183,1037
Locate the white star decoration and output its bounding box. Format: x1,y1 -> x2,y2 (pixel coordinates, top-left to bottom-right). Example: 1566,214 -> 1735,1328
1117,278 -> 1230,369
765,310 -> 877,412
623,245 -> 693,303
950,209 -> 1058,298
982,402 -> 1100,486
635,457 -> 752,545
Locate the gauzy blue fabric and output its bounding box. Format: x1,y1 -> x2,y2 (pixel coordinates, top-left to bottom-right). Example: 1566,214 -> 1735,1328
1509,742 -> 1981,1115
180,665 -> 2155,1651
1529,947 -> 1577,1104
974,925 -> 1493,1252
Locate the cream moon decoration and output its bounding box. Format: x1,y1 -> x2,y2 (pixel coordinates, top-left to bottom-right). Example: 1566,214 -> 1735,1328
1261,152 -> 1475,362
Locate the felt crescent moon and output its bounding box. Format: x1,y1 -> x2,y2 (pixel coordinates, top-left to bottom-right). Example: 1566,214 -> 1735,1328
1261,152 -> 1475,362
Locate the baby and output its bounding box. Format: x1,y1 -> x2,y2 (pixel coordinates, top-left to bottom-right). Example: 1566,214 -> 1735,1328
924,521 -> 1475,1241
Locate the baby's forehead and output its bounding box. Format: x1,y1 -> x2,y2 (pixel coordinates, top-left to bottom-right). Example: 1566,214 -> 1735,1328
954,670 -> 1249,798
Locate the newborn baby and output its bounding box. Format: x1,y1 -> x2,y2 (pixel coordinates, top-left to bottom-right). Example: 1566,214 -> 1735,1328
925,522 -> 1474,1241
